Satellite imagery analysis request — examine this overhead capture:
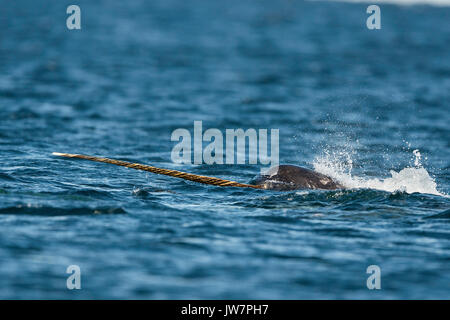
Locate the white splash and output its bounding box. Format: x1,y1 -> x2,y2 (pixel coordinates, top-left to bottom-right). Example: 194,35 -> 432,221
313,149 -> 446,196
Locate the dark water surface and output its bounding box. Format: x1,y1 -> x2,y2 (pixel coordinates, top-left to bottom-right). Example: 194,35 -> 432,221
0,0 -> 449,299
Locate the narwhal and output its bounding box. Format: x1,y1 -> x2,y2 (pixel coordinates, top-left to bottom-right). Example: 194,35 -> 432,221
52,153 -> 344,191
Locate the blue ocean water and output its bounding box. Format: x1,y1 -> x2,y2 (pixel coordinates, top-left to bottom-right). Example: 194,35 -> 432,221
0,0 -> 449,299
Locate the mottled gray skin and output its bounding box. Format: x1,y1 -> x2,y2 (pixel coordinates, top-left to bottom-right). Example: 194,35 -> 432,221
249,165 -> 344,191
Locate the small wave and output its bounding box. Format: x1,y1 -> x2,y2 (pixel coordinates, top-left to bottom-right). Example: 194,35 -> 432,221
0,172 -> 16,182
313,149 -> 447,197
425,209 -> 450,219
66,189 -> 114,200
0,205 -> 126,216
3,107 -> 40,120
132,187 -> 175,198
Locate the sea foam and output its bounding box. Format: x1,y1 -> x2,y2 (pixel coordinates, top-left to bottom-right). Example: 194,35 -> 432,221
313,149 -> 447,196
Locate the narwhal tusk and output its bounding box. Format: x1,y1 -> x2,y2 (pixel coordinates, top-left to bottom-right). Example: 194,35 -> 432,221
52,152 -> 262,189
